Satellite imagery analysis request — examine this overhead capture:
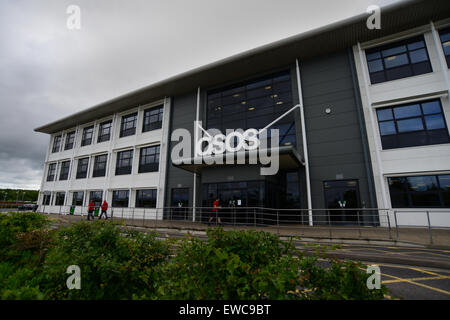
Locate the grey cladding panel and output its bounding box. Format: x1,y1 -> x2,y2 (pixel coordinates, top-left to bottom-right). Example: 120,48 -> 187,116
301,51 -> 372,210
164,92 -> 197,207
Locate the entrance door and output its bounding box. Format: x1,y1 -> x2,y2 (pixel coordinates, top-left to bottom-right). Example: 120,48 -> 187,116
171,188 -> 189,220
323,180 -> 360,225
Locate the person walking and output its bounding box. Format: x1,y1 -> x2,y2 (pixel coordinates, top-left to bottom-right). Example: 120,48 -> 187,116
99,200 -> 108,220
87,201 -> 95,221
208,198 -> 222,225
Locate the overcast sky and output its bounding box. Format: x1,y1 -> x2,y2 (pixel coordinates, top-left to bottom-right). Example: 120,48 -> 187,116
0,0 -> 399,190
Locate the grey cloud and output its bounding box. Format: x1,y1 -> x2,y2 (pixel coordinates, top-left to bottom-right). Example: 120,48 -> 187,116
0,0 -> 399,189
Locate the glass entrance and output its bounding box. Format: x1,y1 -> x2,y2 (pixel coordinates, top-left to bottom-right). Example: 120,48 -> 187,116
202,181 -> 264,224
324,180 -> 360,225
171,188 -> 189,220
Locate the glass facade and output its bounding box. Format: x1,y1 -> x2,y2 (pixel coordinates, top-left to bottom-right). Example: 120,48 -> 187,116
89,191 -> 103,207
42,194 -> 51,205
136,189 -> 157,208
376,99 -> 449,149
52,136 -> 61,153
112,190 -> 129,208
98,120 -> 112,143
120,113 -> 137,138
201,171 -> 302,224
440,27 -> 450,68
206,71 -> 296,147
47,163 -> 56,181
72,192 -> 84,206
365,35 -> 432,84
388,175 -> 450,208
116,150 -> 133,175
59,161 -> 70,181
64,132 -> 75,150
139,145 -> 160,173
143,105 -> 163,132
81,126 -> 94,146
55,192 -> 65,206
76,158 -> 89,179
92,154 -> 108,177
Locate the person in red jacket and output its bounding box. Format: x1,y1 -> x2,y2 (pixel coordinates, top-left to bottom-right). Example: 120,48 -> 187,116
99,200 -> 108,220
208,198 -> 222,225
87,201 -> 95,221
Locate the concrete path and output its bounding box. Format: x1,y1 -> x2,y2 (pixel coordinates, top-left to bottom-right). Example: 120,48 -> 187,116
47,212 -> 450,248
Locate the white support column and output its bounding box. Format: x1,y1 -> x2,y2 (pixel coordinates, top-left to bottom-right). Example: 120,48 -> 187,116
430,21 -> 450,95
38,135 -> 53,207
193,87 -> 201,221
356,42 -> 389,210
157,97 -> 171,212
295,59 -> 313,226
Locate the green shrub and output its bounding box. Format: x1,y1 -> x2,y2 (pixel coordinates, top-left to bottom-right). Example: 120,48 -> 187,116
0,214 -> 387,300
0,262 -> 44,300
154,228 -> 386,300
0,212 -> 49,253
0,212 -> 50,299
297,256 -> 386,300
40,221 -> 170,300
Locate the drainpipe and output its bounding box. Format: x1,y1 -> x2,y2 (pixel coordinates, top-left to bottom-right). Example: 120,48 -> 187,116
193,87 -> 201,221
295,59 -> 313,226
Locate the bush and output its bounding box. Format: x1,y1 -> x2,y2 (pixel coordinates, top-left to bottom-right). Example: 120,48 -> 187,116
154,228 -> 386,300
0,212 -> 50,299
0,214 -> 387,300
40,221 -> 170,300
0,212 -> 49,254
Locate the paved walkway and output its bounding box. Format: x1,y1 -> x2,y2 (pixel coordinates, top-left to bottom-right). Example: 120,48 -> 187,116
48,212 -> 450,248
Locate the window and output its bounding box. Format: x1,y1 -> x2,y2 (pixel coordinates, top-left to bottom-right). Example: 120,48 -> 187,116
439,27 -> 450,68
92,154 -> 108,177
172,188 -> 190,207
388,174 -> 450,208
64,132 -> 75,150
365,36 -> 432,84
72,192 -> 84,206
55,192 -> 65,206
52,136 -> 61,153
42,194 -> 51,205
139,145 -> 160,173
59,161 -> 70,181
286,171 -> 301,209
143,105 -> 163,132
98,120 -> 112,143
76,157 -> 89,179
136,189 -> 157,208
376,99 -> 449,149
115,150 -> 133,175
81,126 -> 94,146
120,113 -> 137,137
47,163 -> 57,181
89,191 -> 103,207
206,71 -> 296,148
112,190 -> 129,208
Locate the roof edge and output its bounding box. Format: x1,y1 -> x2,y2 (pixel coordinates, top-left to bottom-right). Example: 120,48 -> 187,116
34,0 -> 422,134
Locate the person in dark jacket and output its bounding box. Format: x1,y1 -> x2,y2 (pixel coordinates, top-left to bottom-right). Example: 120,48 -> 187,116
99,200 -> 108,220
87,201 -> 95,221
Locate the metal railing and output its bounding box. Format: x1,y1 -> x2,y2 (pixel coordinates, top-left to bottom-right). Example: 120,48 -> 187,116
30,205 -> 450,245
